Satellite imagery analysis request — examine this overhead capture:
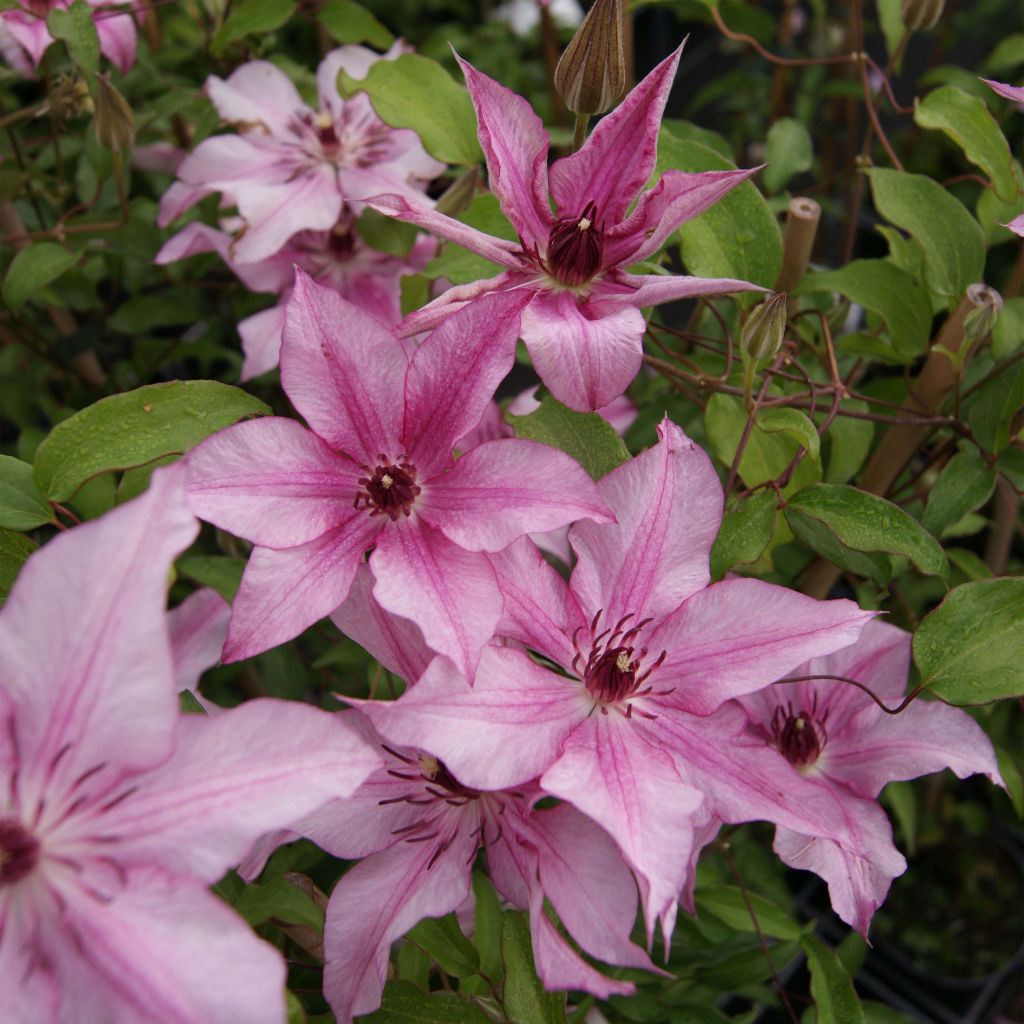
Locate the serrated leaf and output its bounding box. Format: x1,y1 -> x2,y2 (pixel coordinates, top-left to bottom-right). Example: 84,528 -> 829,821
0,528 -> 36,605
423,193 -> 516,285
802,934 -> 865,1024
798,259 -> 931,358
339,54 -> 480,165
658,131 -> 782,288
211,0 -> 296,54
33,381 -> 270,502
695,884 -> 805,939
47,0 -> 99,73
914,578 -> 1024,703
922,450 -> 997,536
710,490 -> 777,580
786,484 -> 949,579
0,456 -> 55,530
3,243 -> 80,310
501,912 -> 565,1024
762,117 -> 813,193
406,913 -> 479,978
915,86 -> 1018,201
508,397 -> 629,480
865,168 -> 985,301
361,981 -> 492,1023
318,0 -> 394,47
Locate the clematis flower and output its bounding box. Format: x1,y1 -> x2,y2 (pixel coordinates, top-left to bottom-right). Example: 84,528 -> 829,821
366,47 -> 764,411
1004,213 -> 1024,237
733,619 -> 1002,933
981,77 -> 1024,104
186,271 -> 613,679
0,464 -> 381,1024
272,713 -> 660,1022
155,216 -> 435,379
362,419 -> 878,940
0,0 -> 136,75
157,46 -> 444,264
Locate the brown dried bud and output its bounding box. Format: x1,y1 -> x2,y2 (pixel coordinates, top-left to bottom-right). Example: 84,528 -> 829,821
554,0 -> 626,116
743,292 -> 788,364
93,72 -> 134,151
900,0 -> 945,31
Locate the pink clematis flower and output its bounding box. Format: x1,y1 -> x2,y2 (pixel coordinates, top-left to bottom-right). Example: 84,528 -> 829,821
157,46 -> 444,264
275,713 -> 660,1022
1004,213 -> 1024,237
0,0 -> 136,75
733,619 -> 1002,934
366,47 -> 764,411
186,271 -> 614,679
0,464 -> 381,1024
362,419 -> 879,941
155,216 -> 435,379
981,77 -> 1024,104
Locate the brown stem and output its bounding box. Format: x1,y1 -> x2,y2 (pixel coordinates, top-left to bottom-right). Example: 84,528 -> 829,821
710,4 -> 851,67
774,675 -> 924,714
775,197 -> 822,304
984,478 -> 1020,575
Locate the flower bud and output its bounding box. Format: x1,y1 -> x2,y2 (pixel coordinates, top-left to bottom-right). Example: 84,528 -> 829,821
743,292 -> 788,364
962,283 -> 1003,345
554,0 -> 626,116
93,72 -> 134,152
900,0 -> 944,31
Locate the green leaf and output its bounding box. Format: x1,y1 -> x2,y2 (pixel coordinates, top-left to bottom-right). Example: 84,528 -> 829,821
695,884 -> 805,939
786,484 -> 949,579
984,33 -> 1024,75
33,381 -> 270,502
286,990 -> 306,1024
0,456 -> 55,530
881,780 -> 917,855
470,872 -> 504,992
865,168 -> 985,301
658,132 -> 782,288
176,555 -> 245,603
47,0 -> 100,73
179,689 -> 208,715
696,939 -> 800,990
875,0 -> 905,68
356,208 -> 419,257
992,296 -> 1024,360
710,490 -> 777,580
339,55 -> 481,165
234,875 -> 324,930
915,86 -> 1018,202
946,547 -> 992,581
964,359 -> 1024,454
922,450 -> 997,536
361,981 -> 492,1023
914,578 -> 1024,703
785,507 -> 893,587
801,934 -> 865,1024
405,914 -> 479,978
757,407 -> 820,461
824,402 -> 874,484
2,243 -> 80,310
318,0 -> 394,47
798,260 -> 931,358
762,117 -> 813,193
508,397 -> 629,481
995,745 -> 1024,818
661,118 -> 733,159
211,0 -> 296,54
0,528 -> 36,605
501,912 -> 565,1024
423,193 -> 516,285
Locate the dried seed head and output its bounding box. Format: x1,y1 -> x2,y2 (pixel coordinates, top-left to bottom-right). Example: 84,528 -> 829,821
554,0 -> 626,116
94,73 -> 134,151
900,0 -> 945,31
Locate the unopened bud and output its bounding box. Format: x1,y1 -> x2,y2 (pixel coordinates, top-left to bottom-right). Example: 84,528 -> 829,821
962,283 -> 1003,344
743,292 -> 788,363
900,0 -> 944,31
554,0 -> 626,116
94,73 -> 134,151
826,295 -> 852,337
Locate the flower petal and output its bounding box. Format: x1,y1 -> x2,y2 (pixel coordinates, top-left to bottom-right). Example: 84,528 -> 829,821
205,62 -> 306,135
649,578 -> 874,715
402,289 -> 532,476
239,304 -> 288,380
94,10 -> 136,74
168,589 -> 230,694
609,271 -> 766,309
521,289 -> 645,412
570,418 -> 721,625
398,271 -> 526,336
186,417 -> 364,549
421,438 -> 613,552
175,134 -> 287,193
282,269 -> 407,463
369,520 -> 502,682
548,47 -> 682,224
454,53 -> 553,246
981,77 -> 1024,104
224,518 -> 381,662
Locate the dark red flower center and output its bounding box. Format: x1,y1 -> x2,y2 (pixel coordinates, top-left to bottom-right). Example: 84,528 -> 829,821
327,223 -> 356,262
573,610 -> 668,714
771,701 -> 828,768
314,111 -> 340,150
0,818 -> 39,886
356,459 -> 421,520
546,200 -> 604,286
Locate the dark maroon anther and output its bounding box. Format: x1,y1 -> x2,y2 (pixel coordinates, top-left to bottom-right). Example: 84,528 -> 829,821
576,610 -> 666,709
357,460 -> 421,520
314,112 -> 340,149
771,700 -> 828,768
546,200 -> 604,286
327,226 -> 356,262
0,818 -> 40,886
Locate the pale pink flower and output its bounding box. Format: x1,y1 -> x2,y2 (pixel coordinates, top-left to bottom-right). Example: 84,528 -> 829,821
1003,213 -> 1024,237
734,619 -> 1002,933
157,46 -> 444,263
362,419 -> 877,941
155,217 -> 435,379
366,47 -> 764,411
981,77 -> 1024,104
0,465 -> 380,1024
0,0 -> 136,74
186,272 -> 613,679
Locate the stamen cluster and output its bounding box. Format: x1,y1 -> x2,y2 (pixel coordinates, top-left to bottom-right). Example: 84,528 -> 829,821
771,698 -> 829,768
